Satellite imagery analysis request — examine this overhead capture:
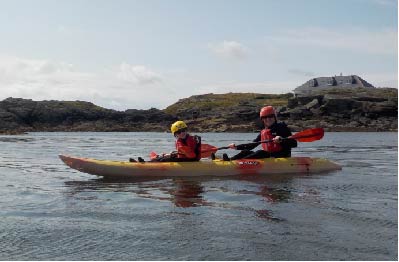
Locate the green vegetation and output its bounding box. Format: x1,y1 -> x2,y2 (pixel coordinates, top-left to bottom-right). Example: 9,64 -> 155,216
62,101 -> 110,111
163,93 -> 293,115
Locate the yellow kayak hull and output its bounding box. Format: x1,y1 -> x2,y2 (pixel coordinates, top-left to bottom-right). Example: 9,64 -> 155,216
59,155 -> 342,178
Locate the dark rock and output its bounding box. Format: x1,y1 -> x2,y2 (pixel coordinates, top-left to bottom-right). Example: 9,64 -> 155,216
304,99 -> 320,110
321,95 -> 356,113
296,95 -> 323,106
0,108 -> 23,131
366,101 -> 397,117
355,97 -> 387,102
125,108 -> 176,123
287,98 -> 298,108
0,98 -> 37,122
284,107 -> 313,120
310,108 -> 322,116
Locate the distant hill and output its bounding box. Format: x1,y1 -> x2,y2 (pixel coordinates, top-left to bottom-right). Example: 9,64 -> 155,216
163,93 -> 292,132
164,93 -> 292,115
0,87 -> 397,134
0,98 -> 176,134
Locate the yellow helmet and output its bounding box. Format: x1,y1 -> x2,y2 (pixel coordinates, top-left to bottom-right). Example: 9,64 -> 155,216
171,120 -> 187,135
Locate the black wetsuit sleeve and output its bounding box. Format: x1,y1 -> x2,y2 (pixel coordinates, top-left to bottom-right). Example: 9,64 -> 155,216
279,125 -> 297,149
236,133 -> 261,151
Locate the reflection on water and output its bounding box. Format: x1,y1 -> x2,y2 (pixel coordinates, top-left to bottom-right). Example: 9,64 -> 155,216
170,179 -> 205,208
63,174 -> 308,222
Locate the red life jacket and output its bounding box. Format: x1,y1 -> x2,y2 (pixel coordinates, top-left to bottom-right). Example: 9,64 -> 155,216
260,129 -> 283,153
175,135 -> 201,160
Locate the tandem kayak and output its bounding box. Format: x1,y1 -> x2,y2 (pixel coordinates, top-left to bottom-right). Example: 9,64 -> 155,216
59,155 -> 341,178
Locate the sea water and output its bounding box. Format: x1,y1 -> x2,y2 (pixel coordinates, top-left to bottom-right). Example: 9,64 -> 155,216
0,132 -> 397,260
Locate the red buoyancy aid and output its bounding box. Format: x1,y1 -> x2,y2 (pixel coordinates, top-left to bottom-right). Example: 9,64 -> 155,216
260,129 -> 283,153
175,135 -> 201,160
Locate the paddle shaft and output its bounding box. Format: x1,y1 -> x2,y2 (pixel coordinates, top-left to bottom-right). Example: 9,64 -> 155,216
207,128 -> 324,151
216,138 -> 279,150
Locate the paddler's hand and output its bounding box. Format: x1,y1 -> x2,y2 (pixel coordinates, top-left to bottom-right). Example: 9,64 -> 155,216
228,143 -> 237,149
273,136 -> 282,143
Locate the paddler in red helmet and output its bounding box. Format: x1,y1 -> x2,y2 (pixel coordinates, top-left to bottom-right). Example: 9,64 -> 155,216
131,120 -> 201,162
222,106 -> 297,161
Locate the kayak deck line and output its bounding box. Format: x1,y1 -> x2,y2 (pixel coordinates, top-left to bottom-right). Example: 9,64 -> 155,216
59,154 -> 342,178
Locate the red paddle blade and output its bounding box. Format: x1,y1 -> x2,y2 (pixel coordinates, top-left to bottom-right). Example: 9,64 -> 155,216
290,128 -> 324,142
200,144 -> 218,158
149,151 -> 158,160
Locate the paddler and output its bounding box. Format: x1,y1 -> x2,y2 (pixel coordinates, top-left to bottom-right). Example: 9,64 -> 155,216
222,106 -> 297,161
130,120 -> 201,162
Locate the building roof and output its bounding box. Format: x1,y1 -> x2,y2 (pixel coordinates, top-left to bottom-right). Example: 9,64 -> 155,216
294,75 -> 375,95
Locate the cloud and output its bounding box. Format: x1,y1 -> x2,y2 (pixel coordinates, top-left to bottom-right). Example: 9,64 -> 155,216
265,27 -> 397,55
116,63 -> 162,85
208,41 -> 249,60
0,55 -> 176,110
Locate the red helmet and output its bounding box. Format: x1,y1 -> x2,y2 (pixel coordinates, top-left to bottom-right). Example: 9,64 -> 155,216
259,106 -> 276,118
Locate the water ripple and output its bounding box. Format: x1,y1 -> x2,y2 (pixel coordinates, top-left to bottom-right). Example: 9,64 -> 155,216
0,132 -> 397,260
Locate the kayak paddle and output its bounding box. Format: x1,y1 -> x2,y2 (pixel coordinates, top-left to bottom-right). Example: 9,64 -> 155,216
201,128 -> 324,158
150,151 -> 158,160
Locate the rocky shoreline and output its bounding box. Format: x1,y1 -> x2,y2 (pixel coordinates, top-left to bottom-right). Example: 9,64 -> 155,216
0,87 -> 397,134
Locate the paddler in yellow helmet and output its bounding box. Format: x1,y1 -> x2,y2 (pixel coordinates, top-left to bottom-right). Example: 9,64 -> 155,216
130,120 -> 201,162
168,120 -> 202,161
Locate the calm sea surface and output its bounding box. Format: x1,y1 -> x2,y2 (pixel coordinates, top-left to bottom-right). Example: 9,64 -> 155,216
0,132 -> 397,260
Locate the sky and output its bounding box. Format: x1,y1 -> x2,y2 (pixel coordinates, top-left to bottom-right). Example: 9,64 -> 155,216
0,0 -> 397,110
